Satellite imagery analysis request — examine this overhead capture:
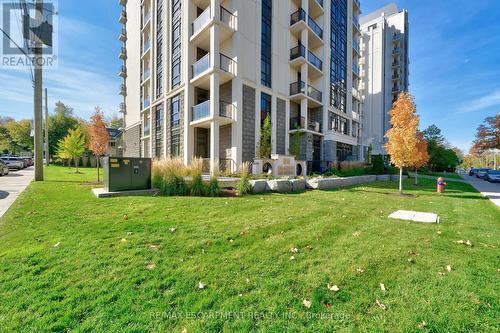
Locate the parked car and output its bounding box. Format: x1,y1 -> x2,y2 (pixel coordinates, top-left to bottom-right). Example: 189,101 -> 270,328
0,159 -> 9,176
476,168 -> 490,179
1,157 -> 24,170
485,170 -> 500,183
469,168 -> 478,176
22,157 -> 33,167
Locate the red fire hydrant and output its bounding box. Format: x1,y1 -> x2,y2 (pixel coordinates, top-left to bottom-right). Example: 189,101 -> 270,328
437,177 -> 447,193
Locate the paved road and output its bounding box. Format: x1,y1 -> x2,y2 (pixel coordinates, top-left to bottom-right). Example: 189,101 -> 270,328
0,167 -> 34,218
460,172 -> 500,207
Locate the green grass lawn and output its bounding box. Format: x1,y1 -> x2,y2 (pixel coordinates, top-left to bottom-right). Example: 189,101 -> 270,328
418,171 -> 463,180
0,166 -> 498,332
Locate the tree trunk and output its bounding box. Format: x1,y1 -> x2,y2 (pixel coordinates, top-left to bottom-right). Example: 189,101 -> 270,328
399,167 -> 403,194
415,167 -> 418,185
97,155 -> 100,182
74,157 -> 79,173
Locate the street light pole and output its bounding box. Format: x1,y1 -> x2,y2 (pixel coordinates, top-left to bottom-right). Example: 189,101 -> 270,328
45,88 -> 49,166
33,0 -> 44,181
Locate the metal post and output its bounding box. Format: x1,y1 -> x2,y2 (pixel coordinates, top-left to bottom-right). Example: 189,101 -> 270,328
33,0 -> 44,181
44,88 -> 49,166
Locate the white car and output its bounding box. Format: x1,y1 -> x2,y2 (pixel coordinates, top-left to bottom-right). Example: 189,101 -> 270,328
1,157 -> 24,170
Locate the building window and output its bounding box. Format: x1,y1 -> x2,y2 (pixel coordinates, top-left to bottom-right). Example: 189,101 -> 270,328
156,0 -> 164,98
155,104 -> 164,157
336,142 -> 353,161
171,95 -> 180,127
171,128 -> 180,157
330,0 -> 347,112
109,141 -> 116,147
143,112 -> 150,136
328,112 -> 349,135
171,0 -> 182,88
260,92 -> 271,125
261,0 -> 272,87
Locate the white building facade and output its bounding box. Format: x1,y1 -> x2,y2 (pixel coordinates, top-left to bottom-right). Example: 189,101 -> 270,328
359,3 -> 409,156
119,0 -> 406,172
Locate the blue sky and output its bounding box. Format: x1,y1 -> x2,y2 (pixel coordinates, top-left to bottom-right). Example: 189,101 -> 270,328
1,0 -> 499,152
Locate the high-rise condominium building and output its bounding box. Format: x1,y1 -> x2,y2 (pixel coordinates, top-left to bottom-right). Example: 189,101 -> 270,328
359,3 -> 409,156
118,0 -> 365,173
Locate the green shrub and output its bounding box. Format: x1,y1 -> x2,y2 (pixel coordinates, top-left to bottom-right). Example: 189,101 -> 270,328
372,155 -> 385,174
207,177 -> 221,197
190,173 -> 206,196
163,175 -> 188,196
387,166 -> 399,175
332,167 -> 369,177
236,177 -> 252,195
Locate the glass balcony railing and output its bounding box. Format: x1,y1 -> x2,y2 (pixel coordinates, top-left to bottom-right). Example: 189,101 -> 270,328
192,100 -> 210,121
143,40 -> 150,54
192,7 -> 211,36
289,116 -> 321,132
192,54 -> 210,78
142,68 -> 150,81
353,15 -> 360,30
290,9 -> 323,40
290,81 -> 322,103
290,44 -> 306,60
220,53 -> 236,74
142,11 -> 151,27
142,98 -> 150,110
308,50 -> 322,71
352,63 -> 360,76
220,101 -> 234,119
220,6 -> 236,29
353,40 -> 360,54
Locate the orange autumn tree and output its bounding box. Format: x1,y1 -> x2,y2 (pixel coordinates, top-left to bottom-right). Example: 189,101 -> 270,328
412,131 -> 430,185
89,107 -> 109,181
384,92 -> 420,194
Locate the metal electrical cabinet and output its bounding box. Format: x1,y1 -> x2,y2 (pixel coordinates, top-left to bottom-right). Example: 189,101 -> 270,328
103,157 -> 151,191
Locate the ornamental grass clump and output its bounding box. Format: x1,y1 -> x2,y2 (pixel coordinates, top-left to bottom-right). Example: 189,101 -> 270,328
189,157 -> 206,196
236,162 -> 253,195
152,158 -> 188,196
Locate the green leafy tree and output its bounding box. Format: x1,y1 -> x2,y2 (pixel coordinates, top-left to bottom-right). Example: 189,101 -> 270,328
422,124 -> 445,144
6,119 -> 33,152
258,115 -> 272,159
0,126 -> 13,153
57,128 -> 86,173
48,101 -> 79,159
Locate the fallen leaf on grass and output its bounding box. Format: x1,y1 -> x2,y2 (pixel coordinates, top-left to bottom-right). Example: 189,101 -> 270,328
437,231 -> 442,235
352,231 -> 361,237
327,284 -> 340,292
408,250 -> 419,256
408,258 -> 416,263
198,282 -> 206,289
418,321 -> 427,329
375,299 -> 386,310
380,283 -> 386,292
240,228 -> 250,236
53,242 -> 61,248
181,328 -> 188,333
438,272 -> 445,276
290,256 -> 295,260
146,263 -> 156,270
446,265 -> 452,272
127,232 -> 133,236
149,244 -> 160,251
303,299 -> 312,308
123,214 -> 128,220
120,238 -> 127,242
169,228 -> 177,233
290,247 -> 299,254
356,267 -> 365,273
455,240 -> 473,247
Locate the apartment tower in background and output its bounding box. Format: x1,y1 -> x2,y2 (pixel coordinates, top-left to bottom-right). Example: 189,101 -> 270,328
359,3 -> 409,156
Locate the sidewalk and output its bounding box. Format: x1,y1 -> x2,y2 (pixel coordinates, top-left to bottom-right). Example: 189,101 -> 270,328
0,167 -> 34,218
460,172 -> 500,207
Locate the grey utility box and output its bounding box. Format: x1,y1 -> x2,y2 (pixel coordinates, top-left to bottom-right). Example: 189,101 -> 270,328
103,157 -> 151,192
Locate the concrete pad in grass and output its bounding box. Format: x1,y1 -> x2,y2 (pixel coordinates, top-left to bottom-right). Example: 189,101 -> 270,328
389,210 -> 439,223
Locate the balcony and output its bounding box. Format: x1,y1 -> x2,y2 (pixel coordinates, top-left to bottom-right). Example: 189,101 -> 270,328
192,100 -> 210,122
142,39 -> 151,57
392,48 -> 401,55
119,65 -> 127,78
190,53 -> 236,89
352,111 -> 360,122
353,40 -> 360,55
359,57 -> 365,65
352,63 -> 360,77
392,73 -> 400,80
142,68 -> 150,82
119,0 -> 127,6
190,6 -> 236,48
392,86 -> 400,93
392,61 -> 400,68
353,15 -> 360,31
142,97 -> 151,110
119,102 -> 126,114
119,28 -> 127,42
352,87 -> 361,100
119,47 -> 127,60
142,11 -> 151,29
289,44 -> 323,77
353,0 -> 361,12
289,116 -> 321,133
290,81 -> 323,107
290,9 -> 323,48
220,101 -> 236,119
119,10 -> 127,24
119,84 -> 126,96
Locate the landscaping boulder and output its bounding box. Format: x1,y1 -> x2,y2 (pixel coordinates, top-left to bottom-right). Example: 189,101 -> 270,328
250,180 -> 270,193
290,179 -> 306,192
268,179 -> 292,193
